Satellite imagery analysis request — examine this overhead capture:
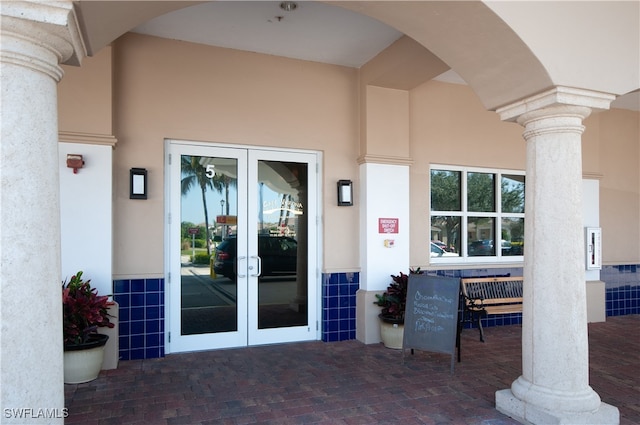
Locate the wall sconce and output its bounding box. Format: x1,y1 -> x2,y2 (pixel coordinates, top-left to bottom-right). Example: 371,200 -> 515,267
130,168 -> 147,200
337,180 -> 353,206
66,154 -> 84,174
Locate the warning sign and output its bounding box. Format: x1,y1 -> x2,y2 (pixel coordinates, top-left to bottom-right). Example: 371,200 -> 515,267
216,215 -> 237,225
378,218 -> 399,234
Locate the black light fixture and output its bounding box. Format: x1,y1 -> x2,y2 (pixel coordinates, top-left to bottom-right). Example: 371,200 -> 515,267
130,168 -> 147,200
337,180 -> 353,206
280,1 -> 297,12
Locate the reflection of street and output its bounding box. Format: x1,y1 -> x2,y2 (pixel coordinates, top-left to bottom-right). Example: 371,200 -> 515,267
180,263 -> 298,307
181,265 -> 236,308
179,263 -> 305,335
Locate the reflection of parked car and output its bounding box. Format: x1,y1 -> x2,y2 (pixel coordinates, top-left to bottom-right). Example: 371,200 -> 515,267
430,242 -> 459,258
510,239 -> 524,255
468,239 -> 494,256
431,240 -> 448,251
213,236 -> 297,280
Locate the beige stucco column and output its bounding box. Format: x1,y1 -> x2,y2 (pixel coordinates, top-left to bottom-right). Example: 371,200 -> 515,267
495,87 -> 619,424
355,85 -> 412,344
1,2 -> 84,423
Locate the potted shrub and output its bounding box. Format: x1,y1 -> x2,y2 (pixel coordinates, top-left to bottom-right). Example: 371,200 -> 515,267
373,269 -> 422,349
62,271 -> 114,383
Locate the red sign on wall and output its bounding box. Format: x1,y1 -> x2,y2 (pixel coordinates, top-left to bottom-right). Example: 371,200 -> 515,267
378,218 -> 399,234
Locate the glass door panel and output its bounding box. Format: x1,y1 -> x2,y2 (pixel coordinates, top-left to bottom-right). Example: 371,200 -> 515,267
256,160 -> 308,329
247,150 -> 317,345
168,143 -> 248,353
180,155 -> 239,335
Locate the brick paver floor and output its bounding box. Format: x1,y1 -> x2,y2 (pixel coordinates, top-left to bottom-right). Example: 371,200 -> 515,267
64,315 -> 639,424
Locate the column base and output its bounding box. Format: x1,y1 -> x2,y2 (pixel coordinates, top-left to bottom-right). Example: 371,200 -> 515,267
496,389 -> 619,425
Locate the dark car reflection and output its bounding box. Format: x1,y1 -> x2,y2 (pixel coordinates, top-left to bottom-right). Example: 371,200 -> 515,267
213,235 -> 297,280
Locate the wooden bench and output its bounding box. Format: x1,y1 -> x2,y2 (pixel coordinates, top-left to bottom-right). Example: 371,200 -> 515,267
460,276 -> 523,342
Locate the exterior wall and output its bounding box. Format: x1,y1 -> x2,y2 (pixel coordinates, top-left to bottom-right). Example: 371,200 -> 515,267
56,33 -> 640,361
409,80 -> 640,269
111,33 -> 361,278
58,46 -> 113,137
408,80 -> 526,267
59,142 -> 113,297
584,109 -> 640,264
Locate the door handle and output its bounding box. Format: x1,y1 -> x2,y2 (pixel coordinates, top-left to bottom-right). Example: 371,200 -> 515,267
250,255 -> 262,277
237,256 -> 247,278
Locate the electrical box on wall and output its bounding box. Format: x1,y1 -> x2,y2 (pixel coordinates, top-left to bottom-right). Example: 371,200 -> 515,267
585,227 -> 602,270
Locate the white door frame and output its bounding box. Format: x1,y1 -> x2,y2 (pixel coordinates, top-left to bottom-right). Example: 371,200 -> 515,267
164,139 -> 322,354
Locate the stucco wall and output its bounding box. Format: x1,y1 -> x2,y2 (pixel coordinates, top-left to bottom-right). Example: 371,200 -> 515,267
58,46 -> 113,137
584,109 -> 640,264
59,143 -> 113,296
408,80 -> 640,267
58,33 -> 640,279
110,33 -> 360,277
408,80 -> 526,267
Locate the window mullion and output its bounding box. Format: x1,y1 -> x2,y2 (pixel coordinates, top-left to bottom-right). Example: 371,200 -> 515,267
461,170 -> 468,257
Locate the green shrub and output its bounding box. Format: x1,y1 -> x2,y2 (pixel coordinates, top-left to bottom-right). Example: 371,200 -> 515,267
183,238 -> 206,249
192,253 -> 212,265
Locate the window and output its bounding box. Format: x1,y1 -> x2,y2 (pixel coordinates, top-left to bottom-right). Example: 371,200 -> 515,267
430,166 -> 525,262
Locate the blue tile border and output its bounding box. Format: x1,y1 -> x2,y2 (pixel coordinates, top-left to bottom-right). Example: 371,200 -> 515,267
112,263 -> 638,361
113,277 -> 165,361
321,272 -> 359,342
601,264 -> 640,316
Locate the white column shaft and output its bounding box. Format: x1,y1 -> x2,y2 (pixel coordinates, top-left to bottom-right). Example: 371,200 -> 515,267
495,90 -> 619,424
515,106 -> 598,409
1,2 -> 85,423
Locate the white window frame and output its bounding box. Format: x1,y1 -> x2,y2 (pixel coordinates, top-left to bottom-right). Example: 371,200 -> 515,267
429,164 -> 525,264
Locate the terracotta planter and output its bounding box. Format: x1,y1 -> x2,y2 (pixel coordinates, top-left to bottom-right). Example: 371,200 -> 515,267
379,315 -> 404,349
63,334 -> 109,384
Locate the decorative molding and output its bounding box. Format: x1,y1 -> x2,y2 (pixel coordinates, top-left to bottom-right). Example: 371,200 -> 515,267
497,86 -> 616,122
59,131 -> 117,148
582,172 -> 604,180
323,268 -> 361,274
357,154 -> 413,166
1,1 -> 86,67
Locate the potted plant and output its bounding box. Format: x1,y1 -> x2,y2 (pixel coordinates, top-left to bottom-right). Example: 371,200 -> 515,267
373,269 -> 421,349
62,271 -> 114,383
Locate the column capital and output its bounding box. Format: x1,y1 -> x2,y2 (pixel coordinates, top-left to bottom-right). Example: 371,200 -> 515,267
496,86 -> 615,123
1,1 -> 86,77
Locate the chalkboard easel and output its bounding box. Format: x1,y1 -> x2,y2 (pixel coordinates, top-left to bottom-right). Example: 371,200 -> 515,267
402,274 -> 460,373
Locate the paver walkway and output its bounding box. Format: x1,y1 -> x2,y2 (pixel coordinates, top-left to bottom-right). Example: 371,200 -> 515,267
64,315 -> 639,424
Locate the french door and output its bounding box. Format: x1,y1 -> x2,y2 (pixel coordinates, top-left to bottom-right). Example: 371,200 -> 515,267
166,140 -> 319,353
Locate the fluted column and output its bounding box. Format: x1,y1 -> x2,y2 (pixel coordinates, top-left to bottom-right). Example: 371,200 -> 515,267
1,2 -> 85,423
495,87 -> 619,424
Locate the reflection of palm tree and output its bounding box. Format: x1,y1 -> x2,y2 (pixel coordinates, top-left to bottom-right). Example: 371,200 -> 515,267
212,174 -> 236,216
181,156 -> 214,256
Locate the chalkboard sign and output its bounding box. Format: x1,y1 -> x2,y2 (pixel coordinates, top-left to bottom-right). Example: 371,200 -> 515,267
403,274 -> 460,372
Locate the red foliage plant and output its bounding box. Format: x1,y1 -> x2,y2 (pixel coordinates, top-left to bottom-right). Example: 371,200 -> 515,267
62,271 -> 114,347
373,272 -> 409,323
373,268 -> 423,324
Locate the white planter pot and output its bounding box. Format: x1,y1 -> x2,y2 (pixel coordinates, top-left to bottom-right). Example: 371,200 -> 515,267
63,335 -> 108,384
379,319 -> 404,349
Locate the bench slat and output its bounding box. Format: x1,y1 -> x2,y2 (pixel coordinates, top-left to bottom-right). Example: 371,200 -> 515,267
484,305 -> 523,315
461,277 -> 523,313
459,276 -> 524,343
468,297 -> 523,306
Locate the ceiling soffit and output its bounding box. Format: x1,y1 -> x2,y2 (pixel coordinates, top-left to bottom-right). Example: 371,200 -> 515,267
361,36 -> 450,91
334,1 -> 553,111
73,1 -> 203,56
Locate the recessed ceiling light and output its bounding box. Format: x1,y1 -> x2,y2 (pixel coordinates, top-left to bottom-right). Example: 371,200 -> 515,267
280,2 -> 297,12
